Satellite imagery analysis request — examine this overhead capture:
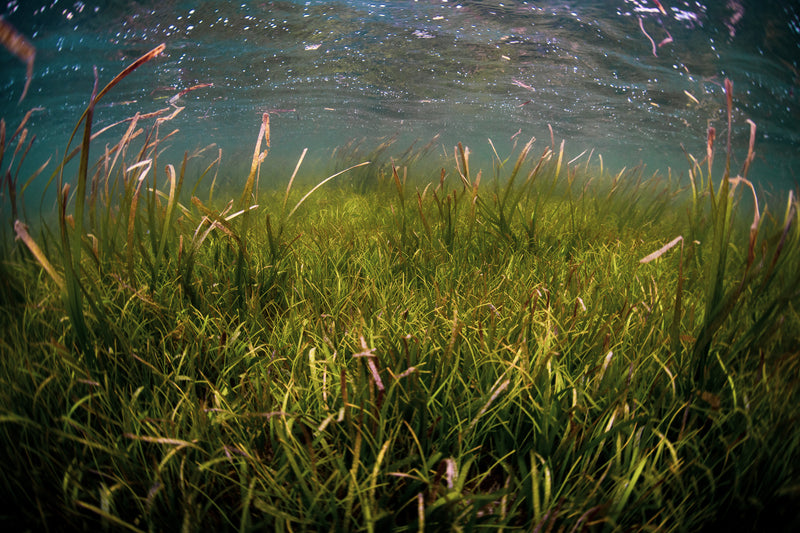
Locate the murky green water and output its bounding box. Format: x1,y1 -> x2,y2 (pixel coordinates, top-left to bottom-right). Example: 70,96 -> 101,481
2,0 -> 798,197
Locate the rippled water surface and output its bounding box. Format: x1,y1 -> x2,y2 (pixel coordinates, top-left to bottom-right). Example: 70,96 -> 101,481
2,0 -> 799,194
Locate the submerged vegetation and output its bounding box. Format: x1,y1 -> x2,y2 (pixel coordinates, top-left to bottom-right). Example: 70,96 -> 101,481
1,46 -> 800,532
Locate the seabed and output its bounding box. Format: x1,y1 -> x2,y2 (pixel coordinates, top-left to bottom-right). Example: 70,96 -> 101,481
1,44 -> 799,532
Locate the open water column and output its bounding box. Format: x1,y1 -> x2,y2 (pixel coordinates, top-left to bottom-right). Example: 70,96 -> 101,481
1,0 -> 798,195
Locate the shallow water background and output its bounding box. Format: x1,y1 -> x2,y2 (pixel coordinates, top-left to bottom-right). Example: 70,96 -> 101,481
1,0 -> 798,201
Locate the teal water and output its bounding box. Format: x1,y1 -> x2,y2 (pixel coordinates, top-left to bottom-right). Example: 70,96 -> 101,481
1,0 -> 798,202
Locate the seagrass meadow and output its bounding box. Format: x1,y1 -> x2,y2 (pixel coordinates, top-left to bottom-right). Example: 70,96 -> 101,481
1,45 -> 800,533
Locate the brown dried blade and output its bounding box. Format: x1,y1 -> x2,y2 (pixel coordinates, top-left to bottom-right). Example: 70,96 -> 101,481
0,17 -> 35,102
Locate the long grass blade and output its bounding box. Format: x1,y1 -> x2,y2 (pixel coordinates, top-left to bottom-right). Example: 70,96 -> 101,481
14,220 -> 64,289
287,161 -> 370,219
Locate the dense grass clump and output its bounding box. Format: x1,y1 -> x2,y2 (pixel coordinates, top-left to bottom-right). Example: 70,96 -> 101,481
1,46 -> 799,532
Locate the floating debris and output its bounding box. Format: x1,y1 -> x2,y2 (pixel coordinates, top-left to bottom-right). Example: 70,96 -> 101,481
168,83 -> 213,106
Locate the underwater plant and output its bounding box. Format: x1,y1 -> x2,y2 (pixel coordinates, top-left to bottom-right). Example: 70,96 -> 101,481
1,45 -> 799,532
